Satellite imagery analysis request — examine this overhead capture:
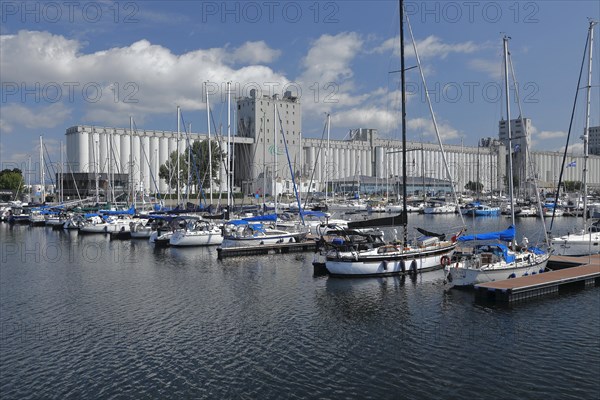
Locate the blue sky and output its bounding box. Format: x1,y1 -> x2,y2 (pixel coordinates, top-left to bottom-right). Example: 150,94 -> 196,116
1,1 -> 599,178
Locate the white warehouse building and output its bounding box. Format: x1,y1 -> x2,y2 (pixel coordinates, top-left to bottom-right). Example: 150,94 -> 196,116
65,97 -> 600,197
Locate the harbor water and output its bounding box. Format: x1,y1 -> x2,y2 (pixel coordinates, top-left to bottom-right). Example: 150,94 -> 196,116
1,215 -> 599,399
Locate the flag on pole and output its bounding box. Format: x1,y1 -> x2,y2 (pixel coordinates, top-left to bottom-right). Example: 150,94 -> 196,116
567,161 -> 576,168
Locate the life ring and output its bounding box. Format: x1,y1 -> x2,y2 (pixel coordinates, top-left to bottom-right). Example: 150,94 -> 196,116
440,255 -> 451,266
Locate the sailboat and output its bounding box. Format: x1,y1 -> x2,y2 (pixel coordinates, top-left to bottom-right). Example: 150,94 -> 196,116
444,36 -> 550,287
325,0 -> 461,277
169,216 -> 223,246
551,21 -> 600,256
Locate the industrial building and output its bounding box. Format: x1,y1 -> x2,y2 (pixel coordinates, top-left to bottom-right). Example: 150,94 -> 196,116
64,98 -> 600,199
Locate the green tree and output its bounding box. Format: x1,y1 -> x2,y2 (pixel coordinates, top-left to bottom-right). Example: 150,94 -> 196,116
0,169 -> 24,191
464,180 -> 483,192
186,140 -> 225,191
159,151 -> 186,190
159,139 -> 225,192
563,181 -> 583,192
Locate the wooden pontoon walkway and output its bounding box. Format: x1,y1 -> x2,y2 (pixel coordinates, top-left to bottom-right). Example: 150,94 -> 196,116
475,255 -> 600,303
217,241 -> 317,260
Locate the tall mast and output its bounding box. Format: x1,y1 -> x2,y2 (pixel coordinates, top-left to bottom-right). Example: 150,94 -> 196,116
107,130 -> 112,203
232,107 -> 236,210
27,155 -> 32,203
94,137 -> 99,204
325,113 -> 330,203
39,135 -> 45,203
263,111 -> 267,207
274,102 -> 278,214
582,20 -> 596,230
227,81 -> 231,210
129,117 -> 134,205
59,140 -> 63,203
400,0 -> 408,246
187,122 -> 192,204
177,105 -> 181,206
299,130 -> 302,205
205,84 -> 213,206
503,36 -> 516,237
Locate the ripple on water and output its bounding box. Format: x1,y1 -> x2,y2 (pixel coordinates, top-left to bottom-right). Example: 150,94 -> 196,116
1,223 -> 599,399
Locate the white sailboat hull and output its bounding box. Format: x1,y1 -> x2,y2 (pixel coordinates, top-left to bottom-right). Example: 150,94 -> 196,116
445,254 -> 550,287
551,232 -> 600,256
169,230 -> 223,246
422,205 -> 456,214
79,224 -> 109,233
326,244 -> 456,276
104,221 -> 132,233
221,231 -> 304,248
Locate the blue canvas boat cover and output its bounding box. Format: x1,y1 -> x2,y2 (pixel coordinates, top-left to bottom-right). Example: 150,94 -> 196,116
242,214 -> 277,222
299,210 -> 328,218
457,225 -> 515,242
528,246 -> 546,255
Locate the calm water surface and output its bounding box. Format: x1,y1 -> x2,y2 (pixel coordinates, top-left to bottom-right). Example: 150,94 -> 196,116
1,216 -> 599,399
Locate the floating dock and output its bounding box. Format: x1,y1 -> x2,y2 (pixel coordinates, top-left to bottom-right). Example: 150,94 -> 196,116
217,241 -> 317,260
474,255 -> 600,303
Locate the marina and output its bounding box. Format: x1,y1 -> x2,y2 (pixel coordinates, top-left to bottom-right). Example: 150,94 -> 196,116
1,1 -> 599,398
1,217 -> 599,399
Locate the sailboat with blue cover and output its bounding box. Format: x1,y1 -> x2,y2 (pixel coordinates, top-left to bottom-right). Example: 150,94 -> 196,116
444,225 -> 549,287
444,37 -> 550,287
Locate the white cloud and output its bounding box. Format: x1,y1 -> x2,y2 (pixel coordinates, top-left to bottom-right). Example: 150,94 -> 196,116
298,32 -> 363,88
0,30 -> 81,83
231,41 -> 281,64
373,35 -> 483,59
372,37 -> 397,54
537,130 -> 566,140
0,118 -> 12,134
0,30 -> 288,126
560,143 -> 584,155
0,103 -> 71,132
289,32 -> 365,116
408,35 -> 482,59
468,58 -> 502,79
330,107 -> 399,132
407,117 -> 461,140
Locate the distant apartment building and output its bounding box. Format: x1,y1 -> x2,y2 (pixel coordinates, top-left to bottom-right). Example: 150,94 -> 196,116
589,126 -> 600,156
499,117 -> 531,189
